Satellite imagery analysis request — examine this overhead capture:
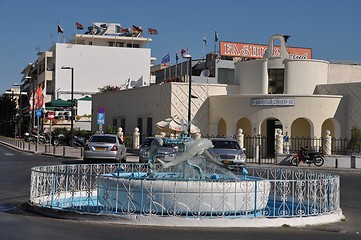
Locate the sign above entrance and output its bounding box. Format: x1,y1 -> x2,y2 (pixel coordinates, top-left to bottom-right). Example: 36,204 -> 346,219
251,98 -> 295,106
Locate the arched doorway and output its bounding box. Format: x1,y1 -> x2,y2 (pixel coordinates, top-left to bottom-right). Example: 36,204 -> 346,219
236,118 -> 252,136
261,118 -> 283,157
218,118 -> 226,136
322,118 -> 339,138
291,118 -> 311,138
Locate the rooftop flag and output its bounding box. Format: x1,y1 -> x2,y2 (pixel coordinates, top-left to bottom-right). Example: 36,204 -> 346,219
215,31 -> 219,42
203,36 -> 207,46
58,23 -> 64,33
120,27 -> 130,33
162,53 -> 170,66
180,48 -> 187,56
133,25 -> 143,34
148,28 -> 158,35
76,21 -> 84,30
176,53 -> 179,63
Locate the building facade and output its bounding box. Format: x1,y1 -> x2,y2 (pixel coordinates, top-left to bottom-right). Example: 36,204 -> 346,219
92,34 -> 361,144
19,22 -> 154,132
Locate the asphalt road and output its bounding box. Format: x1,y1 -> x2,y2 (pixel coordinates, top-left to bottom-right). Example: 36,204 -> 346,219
0,143 -> 360,240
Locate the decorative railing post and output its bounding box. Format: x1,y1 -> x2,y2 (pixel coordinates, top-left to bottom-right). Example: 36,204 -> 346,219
275,129 -> 283,154
133,127 -> 140,149
324,130 -> 332,155
236,128 -> 244,149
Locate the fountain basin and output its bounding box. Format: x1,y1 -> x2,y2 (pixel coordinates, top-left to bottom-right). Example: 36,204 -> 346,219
97,172 -> 271,215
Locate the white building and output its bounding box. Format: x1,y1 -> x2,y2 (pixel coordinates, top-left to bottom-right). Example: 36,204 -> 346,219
20,22 -> 154,132
91,34 -> 361,145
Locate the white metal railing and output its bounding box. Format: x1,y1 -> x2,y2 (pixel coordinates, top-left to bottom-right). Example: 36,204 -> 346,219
29,164 -> 341,219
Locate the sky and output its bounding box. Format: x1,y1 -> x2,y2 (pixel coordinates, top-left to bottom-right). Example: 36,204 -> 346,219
1,0 -> 361,94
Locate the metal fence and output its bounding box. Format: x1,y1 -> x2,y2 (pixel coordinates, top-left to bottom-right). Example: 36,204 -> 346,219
205,135 -> 361,165
30,163 -> 341,220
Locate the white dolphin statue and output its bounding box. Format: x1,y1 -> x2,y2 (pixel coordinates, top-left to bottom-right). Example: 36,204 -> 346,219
157,138 -> 214,169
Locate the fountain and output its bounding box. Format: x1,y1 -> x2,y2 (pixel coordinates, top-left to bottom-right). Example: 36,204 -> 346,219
97,137 -> 271,216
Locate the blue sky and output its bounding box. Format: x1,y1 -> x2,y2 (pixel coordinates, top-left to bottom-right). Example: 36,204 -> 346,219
1,0 -> 361,94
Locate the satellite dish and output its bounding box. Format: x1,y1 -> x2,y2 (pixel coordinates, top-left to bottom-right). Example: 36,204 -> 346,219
201,69 -> 210,77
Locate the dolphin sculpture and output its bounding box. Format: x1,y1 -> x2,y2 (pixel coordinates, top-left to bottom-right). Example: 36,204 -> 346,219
157,138 -> 214,169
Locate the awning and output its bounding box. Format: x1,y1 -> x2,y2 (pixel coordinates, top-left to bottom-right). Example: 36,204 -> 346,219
79,96 -> 92,101
45,99 -> 72,107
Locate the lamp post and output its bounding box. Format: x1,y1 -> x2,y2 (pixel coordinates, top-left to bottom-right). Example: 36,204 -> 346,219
61,66 -> 74,147
13,83 -> 21,137
183,54 -> 192,137
32,78 -> 36,131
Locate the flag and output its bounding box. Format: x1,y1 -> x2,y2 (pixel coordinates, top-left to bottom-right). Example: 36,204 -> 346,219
115,24 -> 121,33
203,36 -> 207,46
76,21 -> 84,30
120,27 -> 130,33
180,48 -> 186,56
176,53 -> 179,63
215,31 -> 219,42
162,53 -> 170,66
148,28 -> 158,35
58,23 -> 64,33
133,25 -> 143,34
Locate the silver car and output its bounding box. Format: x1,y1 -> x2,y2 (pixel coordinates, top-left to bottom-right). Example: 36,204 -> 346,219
139,137 -> 177,163
208,138 -> 246,166
83,134 -> 127,163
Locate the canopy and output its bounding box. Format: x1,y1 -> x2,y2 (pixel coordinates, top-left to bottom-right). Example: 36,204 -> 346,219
155,116 -> 200,134
45,99 -> 72,107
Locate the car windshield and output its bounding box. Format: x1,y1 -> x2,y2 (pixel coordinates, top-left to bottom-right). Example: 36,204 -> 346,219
90,136 -> 116,143
142,138 -> 174,148
212,140 -> 240,150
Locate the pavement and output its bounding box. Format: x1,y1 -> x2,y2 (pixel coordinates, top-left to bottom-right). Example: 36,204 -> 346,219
0,136 -> 140,163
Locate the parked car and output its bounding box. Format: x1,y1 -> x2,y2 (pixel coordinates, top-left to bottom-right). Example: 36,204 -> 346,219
139,137 -> 178,163
208,138 -> 246,167
83,134 -> 126,163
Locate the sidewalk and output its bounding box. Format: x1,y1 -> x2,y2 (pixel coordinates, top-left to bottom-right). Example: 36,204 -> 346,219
0,136 -> 83,158
0,136 -> 140,162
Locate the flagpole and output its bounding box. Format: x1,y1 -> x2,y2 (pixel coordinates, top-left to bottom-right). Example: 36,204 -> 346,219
203,36 -> 205,62
175,54 -> 178,81
131,26 -> 134,48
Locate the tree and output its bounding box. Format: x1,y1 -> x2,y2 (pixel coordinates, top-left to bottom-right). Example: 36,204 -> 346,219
0,95 -> 17,137
347,125 -> 361,153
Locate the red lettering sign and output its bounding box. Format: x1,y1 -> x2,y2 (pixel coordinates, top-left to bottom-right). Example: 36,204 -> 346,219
219,41 -> 312,59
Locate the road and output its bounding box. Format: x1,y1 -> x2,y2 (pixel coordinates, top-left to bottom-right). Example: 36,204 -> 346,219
0,143 -> 360,240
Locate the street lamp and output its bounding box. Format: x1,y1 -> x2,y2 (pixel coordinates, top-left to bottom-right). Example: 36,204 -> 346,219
182,53 -> 192,137
61,66 -> 74,147
13,83 -> 22,138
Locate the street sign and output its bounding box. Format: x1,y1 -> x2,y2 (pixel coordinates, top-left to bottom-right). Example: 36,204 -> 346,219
97,113 -> 105,124
47,111 -> 55,120
97,106 -> 105,113
36,109 -> 42,117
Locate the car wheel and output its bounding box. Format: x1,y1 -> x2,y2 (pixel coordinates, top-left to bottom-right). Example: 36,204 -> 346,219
52,138 -> 60,146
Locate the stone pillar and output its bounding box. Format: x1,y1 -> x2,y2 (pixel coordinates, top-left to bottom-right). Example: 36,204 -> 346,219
236,128 -> 244,148
324,130 -> 332,155
117,127 -> 124,142
275,129 -> 284,154
283,131 -> 290,154
132,127 -> 140,149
